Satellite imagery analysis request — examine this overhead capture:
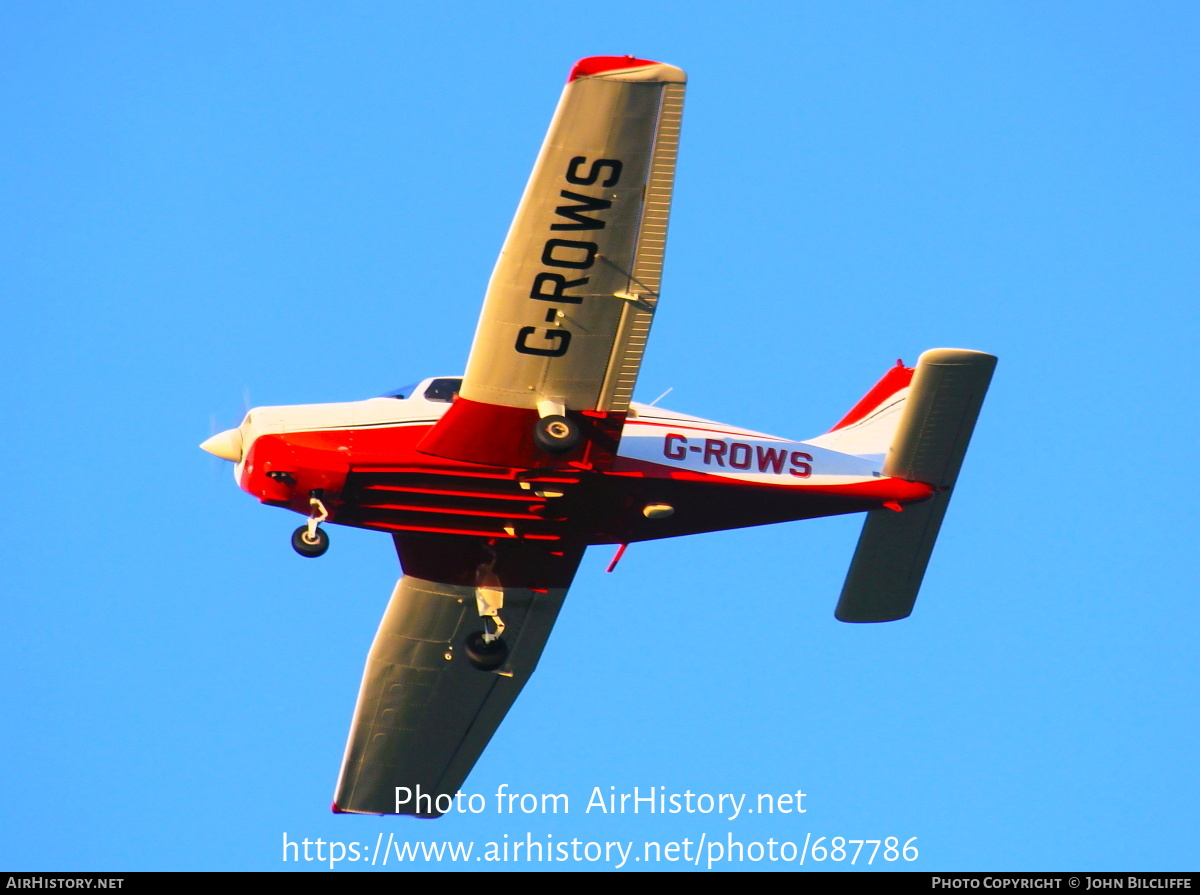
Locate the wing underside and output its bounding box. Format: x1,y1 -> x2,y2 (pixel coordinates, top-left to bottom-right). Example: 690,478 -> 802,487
419,58 -> 686,468
333,536 -> 584,816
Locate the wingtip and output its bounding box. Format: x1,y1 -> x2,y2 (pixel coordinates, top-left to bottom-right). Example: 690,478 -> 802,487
568,56 -> 685,83
917,348 -> 999,368
569,55 -> 655,80
835,608 -> 914,624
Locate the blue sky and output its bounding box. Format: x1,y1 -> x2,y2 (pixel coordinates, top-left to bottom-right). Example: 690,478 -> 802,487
2,1 -> 1197,872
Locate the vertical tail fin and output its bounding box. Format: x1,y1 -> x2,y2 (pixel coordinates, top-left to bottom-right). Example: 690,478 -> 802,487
805,361 -> 913,461
835,349 -> 997,623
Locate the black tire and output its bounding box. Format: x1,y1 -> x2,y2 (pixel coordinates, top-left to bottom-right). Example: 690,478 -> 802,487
291,525 -> 329,558
533,415 -> 580,454
464,630 -> 508,671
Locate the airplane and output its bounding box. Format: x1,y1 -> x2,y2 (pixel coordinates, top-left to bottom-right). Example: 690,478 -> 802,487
201,55 -> 996,817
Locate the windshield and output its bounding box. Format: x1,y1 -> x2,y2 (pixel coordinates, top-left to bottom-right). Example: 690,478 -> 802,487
379,378 -> 463,401
380,382 -> 419,399
423,378 -> 462,403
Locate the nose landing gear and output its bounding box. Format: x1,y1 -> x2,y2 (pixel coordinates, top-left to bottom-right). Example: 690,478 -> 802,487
291,494 -> 330,558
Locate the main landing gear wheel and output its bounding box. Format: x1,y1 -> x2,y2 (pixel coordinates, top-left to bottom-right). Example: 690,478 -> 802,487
533,415 -> 580,454
464,631 -> 508,671
291,525 -> 329,558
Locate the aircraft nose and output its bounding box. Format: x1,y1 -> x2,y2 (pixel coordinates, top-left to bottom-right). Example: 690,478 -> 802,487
200,428 -> 243,462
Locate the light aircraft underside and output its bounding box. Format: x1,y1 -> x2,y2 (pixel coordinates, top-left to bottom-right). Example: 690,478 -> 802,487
201,56 -> 996,817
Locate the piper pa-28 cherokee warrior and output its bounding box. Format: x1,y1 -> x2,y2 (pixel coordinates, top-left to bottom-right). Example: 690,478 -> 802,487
202,56 -> 996,817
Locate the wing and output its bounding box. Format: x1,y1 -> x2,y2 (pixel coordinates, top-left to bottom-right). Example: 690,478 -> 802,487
332,535 -> 584,816
420,56 -> 686,469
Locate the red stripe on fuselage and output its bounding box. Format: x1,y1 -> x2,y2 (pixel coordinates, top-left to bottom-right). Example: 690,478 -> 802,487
830,363 -> 913,432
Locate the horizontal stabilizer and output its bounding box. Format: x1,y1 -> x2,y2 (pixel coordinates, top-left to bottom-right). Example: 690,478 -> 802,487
835,492 -> 951,622
883,348 -> 998,487
836,349 -> 996,623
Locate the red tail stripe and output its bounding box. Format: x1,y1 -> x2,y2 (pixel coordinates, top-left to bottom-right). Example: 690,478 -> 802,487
829,363 -> 914,432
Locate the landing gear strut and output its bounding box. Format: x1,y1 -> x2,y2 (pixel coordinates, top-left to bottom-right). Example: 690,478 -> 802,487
291,494 -> 330,558
467,583 -> 508,670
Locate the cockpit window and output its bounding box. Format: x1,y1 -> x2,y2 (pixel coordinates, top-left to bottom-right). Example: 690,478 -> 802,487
381,383 -> 418,399
423,378 -> 463,403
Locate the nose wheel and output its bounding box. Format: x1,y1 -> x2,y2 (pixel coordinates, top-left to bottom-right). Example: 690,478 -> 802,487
291,495 -> 330,557
291,525 -> 329,557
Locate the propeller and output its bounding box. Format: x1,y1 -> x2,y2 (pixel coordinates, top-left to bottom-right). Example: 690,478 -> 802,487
200,427 -> 243,462
201,386 -> 251,463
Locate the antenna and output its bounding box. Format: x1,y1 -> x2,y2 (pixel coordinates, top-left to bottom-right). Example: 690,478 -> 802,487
648,387 -> 673,407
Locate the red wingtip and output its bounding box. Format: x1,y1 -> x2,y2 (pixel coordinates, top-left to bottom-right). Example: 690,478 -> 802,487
331,801 -> 346,814
569,55 -> 660,81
